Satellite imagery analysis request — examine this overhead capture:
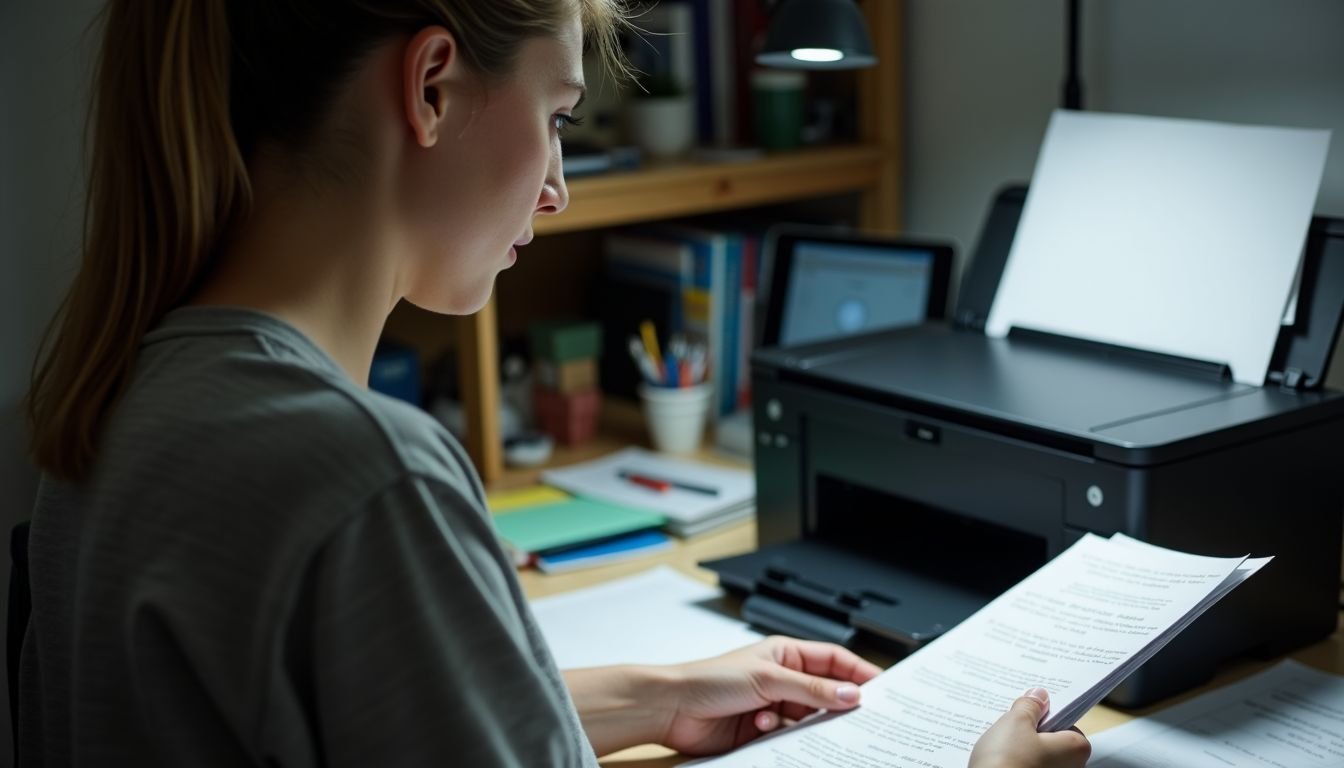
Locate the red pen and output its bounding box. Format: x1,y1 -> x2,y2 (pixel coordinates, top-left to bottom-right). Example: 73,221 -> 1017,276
617,469 -> 719,496
618,470 -> 670,493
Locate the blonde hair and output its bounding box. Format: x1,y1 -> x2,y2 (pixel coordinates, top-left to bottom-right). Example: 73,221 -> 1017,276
28,0 -> 629,481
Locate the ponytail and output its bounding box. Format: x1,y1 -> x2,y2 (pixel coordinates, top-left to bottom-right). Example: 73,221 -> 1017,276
26,0 -> 250,481
28,0 -> 631,482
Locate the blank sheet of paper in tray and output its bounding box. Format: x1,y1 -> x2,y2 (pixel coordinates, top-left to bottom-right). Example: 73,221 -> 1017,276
986,111 -> 1330,385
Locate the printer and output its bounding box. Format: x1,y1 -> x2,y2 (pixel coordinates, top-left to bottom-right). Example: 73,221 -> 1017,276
705,186 -> 1344,707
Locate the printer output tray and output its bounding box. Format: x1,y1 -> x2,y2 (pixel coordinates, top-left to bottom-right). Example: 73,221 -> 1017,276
702,540 -> 992,652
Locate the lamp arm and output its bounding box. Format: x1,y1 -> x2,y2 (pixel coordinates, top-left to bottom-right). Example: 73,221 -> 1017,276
1063,0 -> 1085,110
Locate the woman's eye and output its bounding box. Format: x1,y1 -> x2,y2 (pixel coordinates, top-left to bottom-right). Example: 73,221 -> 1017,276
553,113 -> 584,134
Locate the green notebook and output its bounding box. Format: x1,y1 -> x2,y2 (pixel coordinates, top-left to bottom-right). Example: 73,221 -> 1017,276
492,498 -> 665,561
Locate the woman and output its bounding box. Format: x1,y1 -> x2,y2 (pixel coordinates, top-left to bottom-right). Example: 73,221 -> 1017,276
22,1 -> 1090,765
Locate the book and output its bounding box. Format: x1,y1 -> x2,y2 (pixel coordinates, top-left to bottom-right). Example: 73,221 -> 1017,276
604,226 -> 745,419
645,224 -> 744,420
628,0 -> 697,105
689,533 -> 1272,767
535,530 -> 674,574
488,490 -> 666,567
540,448 -> 755,537
560,140 -> 613,177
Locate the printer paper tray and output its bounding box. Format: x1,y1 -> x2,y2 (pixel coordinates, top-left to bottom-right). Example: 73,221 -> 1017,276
702,539 -> 992,651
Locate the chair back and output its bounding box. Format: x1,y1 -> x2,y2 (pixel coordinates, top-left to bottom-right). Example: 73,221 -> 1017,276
8,521 -> 31,756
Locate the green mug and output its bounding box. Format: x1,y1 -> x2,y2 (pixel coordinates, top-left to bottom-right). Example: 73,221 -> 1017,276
752,70 -> 806,151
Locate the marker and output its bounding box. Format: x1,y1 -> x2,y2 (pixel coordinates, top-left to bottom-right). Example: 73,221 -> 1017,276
639,320 -> 664,380
663,350 -> 679,387
618,469 -> 719,496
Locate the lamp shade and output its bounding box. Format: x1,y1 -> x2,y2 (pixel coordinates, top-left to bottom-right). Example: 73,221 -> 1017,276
756,0 -> 876,70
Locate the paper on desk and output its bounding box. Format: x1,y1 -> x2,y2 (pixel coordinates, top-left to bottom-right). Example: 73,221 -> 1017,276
689,534 -> 1267,768
986,111 -> 1331,386
1089,659 -> 1344,767
541,448 -> 755,534
529,566 -> 764,669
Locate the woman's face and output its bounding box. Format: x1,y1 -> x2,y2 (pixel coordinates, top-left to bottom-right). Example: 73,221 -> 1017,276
399,18 -> 583,314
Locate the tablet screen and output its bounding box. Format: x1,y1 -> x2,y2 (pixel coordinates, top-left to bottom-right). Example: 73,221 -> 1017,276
778,240 -> 938,346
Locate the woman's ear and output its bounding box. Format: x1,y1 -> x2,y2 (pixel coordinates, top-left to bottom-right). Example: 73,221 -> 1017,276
403,26 -> 460,148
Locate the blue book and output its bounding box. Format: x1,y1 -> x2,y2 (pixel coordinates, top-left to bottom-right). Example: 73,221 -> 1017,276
535,530 -> 674,574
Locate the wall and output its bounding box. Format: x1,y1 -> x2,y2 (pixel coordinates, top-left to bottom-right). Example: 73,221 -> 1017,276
905,0 -> 1344,272
1,1 -> 102,760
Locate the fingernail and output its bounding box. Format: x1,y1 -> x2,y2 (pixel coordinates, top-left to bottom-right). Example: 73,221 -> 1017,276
836,684 -> 860,703
1023,687 -> 1049,703
755,711 -> 779,731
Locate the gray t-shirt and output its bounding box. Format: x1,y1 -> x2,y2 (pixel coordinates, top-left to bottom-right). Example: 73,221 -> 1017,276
21,306 -> 599,767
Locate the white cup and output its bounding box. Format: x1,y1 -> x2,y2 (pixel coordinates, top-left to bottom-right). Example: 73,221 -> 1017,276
639,383 -> 712,454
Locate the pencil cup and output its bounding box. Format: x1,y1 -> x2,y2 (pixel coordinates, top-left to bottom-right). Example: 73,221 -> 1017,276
639,383 -> 712,455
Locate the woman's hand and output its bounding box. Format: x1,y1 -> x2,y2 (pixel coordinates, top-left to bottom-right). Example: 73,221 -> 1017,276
969,688 -> 1091,768
654,636 -> 882,756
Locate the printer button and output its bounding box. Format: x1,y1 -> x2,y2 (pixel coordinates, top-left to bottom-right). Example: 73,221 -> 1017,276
758,431 -> 773,446
766,398 -> 784,422
905,420 -> 941,444
1086,485 -> 1104,507
775,434 -> 790,448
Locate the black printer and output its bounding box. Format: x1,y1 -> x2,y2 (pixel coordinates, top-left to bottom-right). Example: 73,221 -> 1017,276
705,187 -> 1344,707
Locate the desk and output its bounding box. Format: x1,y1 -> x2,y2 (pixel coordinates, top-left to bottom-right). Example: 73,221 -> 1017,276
518,518 -> 1344,767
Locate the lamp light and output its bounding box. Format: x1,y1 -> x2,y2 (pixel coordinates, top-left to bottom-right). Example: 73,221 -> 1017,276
756,0 -> 877,70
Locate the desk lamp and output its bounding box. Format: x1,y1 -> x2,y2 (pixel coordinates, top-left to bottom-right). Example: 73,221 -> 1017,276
756,0 -> 876,70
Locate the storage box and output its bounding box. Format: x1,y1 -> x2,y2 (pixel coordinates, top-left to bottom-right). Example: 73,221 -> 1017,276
533,387 -> 601,446
529,321 -> 602,363
536,358 -> 598,393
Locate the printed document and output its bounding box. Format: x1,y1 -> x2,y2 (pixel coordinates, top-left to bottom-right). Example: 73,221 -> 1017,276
1089,659 -> 1344,767
689,534 -> 1270,768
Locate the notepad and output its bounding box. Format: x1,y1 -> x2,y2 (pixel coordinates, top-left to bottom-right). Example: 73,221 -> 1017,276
490,496 -> 665,566
541,448 -> 755,536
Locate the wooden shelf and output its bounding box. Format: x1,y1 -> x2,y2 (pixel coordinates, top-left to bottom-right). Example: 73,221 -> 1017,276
535,144 -> 888,236
453,0 -> 904,486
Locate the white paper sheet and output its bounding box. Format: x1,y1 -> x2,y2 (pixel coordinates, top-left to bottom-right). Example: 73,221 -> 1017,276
529,566 -> 764,669
986,111 -> 1330,385
690,534 -> 1266,768
1089,660 -> 1344,767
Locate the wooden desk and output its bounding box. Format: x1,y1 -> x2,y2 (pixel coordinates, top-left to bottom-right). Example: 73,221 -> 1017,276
519,518 -> 1344,767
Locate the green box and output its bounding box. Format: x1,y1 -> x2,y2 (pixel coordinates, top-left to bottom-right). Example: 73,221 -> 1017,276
529,321 -> 602,363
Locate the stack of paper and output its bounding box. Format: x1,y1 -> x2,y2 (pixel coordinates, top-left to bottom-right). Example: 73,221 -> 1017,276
541,448 -> 754,536
1089,659 -> 1344,767
692,534 -> 1271,767
488,486 -> 666,568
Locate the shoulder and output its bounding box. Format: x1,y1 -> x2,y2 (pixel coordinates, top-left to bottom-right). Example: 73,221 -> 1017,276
102,325 -> 485,538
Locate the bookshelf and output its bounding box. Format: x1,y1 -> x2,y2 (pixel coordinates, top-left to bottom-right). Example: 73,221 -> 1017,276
410,1 -> 903,486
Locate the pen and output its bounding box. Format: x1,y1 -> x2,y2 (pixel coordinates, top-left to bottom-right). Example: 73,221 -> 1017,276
628,336 -> 662,385
618,469 -> 720,496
